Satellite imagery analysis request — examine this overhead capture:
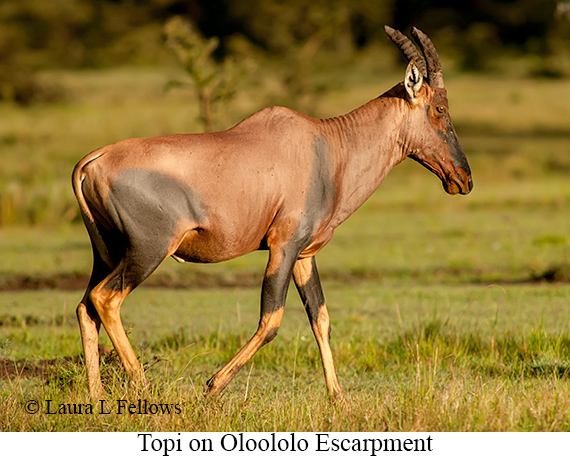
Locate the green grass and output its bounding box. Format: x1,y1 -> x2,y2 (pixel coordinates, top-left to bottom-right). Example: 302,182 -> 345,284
2,284 -> 570,431
1,67 -> 570,431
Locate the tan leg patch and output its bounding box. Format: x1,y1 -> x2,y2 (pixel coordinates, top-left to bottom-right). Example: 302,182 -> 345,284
293,257 -> 313,287
312,305 -> 345,401
207,308 -> 284,396
76,301 -> 104,399
90,284 -> 145,383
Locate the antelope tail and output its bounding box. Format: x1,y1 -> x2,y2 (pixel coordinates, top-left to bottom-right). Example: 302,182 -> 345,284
71,151 -> 114,269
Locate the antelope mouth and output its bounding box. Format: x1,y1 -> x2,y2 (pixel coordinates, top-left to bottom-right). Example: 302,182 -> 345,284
443,168 -> 473,195
410,155 -> 473,196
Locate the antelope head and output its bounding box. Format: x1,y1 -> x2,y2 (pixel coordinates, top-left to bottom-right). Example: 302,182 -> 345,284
386,26 -> 473,195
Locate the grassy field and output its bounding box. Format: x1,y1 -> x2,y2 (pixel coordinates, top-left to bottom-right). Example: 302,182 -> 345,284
1,66 -> 570,431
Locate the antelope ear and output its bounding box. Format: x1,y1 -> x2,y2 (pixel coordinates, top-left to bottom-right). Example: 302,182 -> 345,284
404,60 -> 423,100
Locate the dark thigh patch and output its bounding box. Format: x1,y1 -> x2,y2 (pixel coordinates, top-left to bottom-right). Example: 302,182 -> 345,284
105,168 -> 205,254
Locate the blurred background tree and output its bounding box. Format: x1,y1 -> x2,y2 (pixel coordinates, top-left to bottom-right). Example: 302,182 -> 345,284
0,0 -> 569,105
164,16 -> 246,132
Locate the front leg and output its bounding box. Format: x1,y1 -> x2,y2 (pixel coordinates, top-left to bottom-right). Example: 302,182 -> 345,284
293,256 -> 344,401
206,243 -> 298,396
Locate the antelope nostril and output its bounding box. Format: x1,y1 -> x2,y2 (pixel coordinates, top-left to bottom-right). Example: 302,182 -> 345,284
456,170 -> 473,189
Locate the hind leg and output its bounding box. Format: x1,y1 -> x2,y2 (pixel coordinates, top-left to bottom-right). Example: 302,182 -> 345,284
89,244 -> 168,389
77,293 -> 104,399
77,250 -> 112,399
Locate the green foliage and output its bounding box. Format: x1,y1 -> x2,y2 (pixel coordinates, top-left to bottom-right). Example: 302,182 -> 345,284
1,0 -> 568,75
164,16 -> 245,132
1,0 -> 570,105
226,0 -> 366,115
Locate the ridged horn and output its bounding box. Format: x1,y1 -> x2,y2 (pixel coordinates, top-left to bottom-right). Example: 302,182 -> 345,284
411,27 -> 444,89
384,25 -> 427,80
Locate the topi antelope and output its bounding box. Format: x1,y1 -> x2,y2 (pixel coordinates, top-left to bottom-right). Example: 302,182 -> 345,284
72,26 -> 472,400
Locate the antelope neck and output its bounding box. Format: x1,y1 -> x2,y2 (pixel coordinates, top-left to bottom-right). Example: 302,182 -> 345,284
318,94 -> 409,227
